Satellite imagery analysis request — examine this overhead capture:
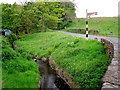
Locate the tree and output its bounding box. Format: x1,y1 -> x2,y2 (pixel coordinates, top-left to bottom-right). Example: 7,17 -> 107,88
2,4 -> 13,30
60,1 -> 76,29
1,0 -> 76,35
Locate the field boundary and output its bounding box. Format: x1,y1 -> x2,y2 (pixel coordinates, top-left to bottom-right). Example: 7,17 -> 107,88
100,38 -> 119,89
101,40 -> 119,89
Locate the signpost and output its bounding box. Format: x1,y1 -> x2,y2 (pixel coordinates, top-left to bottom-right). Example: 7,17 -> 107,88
86,9 -> 97,40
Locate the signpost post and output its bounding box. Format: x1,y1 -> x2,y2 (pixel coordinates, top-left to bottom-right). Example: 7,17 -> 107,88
86,9 -> 97,40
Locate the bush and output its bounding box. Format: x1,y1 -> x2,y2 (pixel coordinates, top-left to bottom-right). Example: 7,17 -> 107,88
2,38 -> 40,88
2,38 -> 10,47
6,33 -> 17,46
57,22 -> 64,29
2,57 -> 37,73
2,46 -> 18,61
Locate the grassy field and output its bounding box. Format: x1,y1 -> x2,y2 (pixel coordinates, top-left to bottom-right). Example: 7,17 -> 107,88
15,32 -> 110,88
65,17 -> 118,37
2,37 -> 40,88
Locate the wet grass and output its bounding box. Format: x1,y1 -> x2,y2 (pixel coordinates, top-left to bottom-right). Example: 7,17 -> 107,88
66,17 -> 118,38
15,32 -> 110,88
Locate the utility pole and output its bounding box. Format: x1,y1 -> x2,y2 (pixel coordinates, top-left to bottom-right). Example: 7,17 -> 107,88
86,9 -> 97,40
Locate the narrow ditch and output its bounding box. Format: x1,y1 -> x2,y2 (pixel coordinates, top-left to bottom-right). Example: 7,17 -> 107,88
33,57 -> 71,90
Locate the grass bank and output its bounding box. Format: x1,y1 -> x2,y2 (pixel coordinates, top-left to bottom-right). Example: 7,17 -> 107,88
65,17 -> 118,37
2,37 -> 40,88
15,32 -> 110,88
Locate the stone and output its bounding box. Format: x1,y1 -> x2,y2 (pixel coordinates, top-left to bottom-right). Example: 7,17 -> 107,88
110,60 -> 118,66
102,83 -> 119,89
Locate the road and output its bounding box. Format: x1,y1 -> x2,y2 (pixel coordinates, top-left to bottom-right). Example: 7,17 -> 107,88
59,31 -> 120,89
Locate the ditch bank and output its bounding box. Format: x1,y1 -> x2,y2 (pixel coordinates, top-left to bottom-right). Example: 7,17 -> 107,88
49,57 -> 80,89
32,34 -> 118,89
33,56 -> 79,90
35,38 -> 116,89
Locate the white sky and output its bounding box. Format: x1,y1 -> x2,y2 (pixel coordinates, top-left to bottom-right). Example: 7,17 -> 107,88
0,0 -> 35,4
74,0 -> 119,18
0,0 -> 119,18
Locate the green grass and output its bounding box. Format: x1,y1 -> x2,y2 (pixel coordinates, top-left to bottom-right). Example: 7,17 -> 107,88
0,36 -> 2,89
66,17 -> 118,37
2,38 -> 40,88
15,32 -> 110,88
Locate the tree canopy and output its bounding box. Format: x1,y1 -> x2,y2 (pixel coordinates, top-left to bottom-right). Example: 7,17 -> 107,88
1,1 -> 76,35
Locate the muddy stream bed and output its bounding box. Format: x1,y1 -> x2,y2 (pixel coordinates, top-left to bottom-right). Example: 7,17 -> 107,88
33,57 -> 72,90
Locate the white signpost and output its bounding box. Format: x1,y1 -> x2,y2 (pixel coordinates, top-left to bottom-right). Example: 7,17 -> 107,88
86,9 -> 97,40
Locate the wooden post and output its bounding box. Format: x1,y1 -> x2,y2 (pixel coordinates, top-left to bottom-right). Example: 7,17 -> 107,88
85,9 -> 97,40
86,9 -> 88,40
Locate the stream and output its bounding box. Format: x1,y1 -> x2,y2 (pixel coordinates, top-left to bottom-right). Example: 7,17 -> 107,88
33,57 -> 71,90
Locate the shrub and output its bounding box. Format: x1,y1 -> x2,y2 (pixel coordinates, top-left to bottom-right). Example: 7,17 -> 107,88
6,33 -> 17,47
2,37 -> 40,88
2,38 -> 10,47
2,46 -> 17,61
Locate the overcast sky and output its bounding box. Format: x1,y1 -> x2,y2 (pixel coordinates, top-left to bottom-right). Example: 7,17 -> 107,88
74,0 -> 119,18
0,0 -> 119,18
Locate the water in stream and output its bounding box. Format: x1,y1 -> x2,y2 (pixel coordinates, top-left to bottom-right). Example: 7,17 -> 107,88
34,58 -> 71,90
